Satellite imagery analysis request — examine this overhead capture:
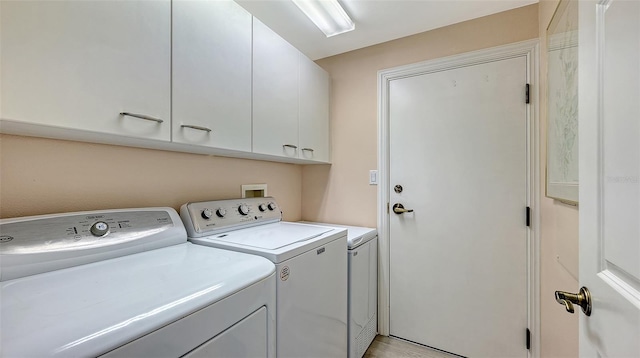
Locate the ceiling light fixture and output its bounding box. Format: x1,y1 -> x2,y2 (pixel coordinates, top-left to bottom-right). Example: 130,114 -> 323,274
291,0 -> 355,37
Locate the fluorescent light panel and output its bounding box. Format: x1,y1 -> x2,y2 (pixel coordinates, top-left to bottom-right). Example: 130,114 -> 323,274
292,0 -> 355,37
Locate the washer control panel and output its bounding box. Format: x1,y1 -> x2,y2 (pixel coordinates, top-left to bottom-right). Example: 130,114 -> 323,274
180,197 -> 282,237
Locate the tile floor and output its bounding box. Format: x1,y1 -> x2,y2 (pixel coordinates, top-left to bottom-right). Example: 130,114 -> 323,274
364,336 -> 458,358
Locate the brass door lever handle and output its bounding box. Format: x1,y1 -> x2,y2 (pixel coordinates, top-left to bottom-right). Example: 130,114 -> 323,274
555,286 -> 592,316
392,203 -> 414,214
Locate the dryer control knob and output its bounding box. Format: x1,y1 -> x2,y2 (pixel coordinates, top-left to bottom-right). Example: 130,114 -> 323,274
258,204 -> 267,212
201,208 -> 213,219
238,204 -> 250,216
216,208 -> 227,218
267,202 -> 277,211
90,221 -> 109,237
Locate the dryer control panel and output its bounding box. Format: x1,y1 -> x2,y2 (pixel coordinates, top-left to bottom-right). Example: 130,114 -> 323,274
0,208 -> 185,282
180,197 -> 282,237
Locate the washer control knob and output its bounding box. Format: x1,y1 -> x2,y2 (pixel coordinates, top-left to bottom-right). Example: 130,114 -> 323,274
201,208 -> 213,219
216,208 -> 227,218
90,221 -> 109,237
238,204 -> 250,216
267,202 -> 277,211
258,204 -> 267,212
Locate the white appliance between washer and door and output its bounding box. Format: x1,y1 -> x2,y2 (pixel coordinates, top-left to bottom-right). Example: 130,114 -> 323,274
181,197 -> 349,358
300,222 -> 378,358
0,208 -> 276,358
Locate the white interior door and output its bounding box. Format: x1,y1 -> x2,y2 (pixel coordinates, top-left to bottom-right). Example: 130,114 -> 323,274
389,56 -> 529,357
578,0 -> 640,356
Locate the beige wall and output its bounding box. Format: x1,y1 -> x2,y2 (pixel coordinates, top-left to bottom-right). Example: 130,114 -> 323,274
538,1 -> 580,357
301,4 -> 539,226
302,3 -> 579,357
0,134 -> 302,220
1,3 -> 580,356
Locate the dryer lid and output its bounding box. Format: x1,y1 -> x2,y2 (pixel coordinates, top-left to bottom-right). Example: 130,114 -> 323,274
0,243 -> 274,358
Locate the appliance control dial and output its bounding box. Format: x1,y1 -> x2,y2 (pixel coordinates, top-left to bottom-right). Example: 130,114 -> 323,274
267,202 -> 277,211
201,208 -> 213,220
258,204 -> 267,212
216,208 -> 227,218
238,204 -> 250,216
90,221 -> 109,237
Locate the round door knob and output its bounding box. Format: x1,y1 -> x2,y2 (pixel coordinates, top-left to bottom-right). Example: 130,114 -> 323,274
238,204 -> 250,215
201,208 -> 213,219
216,208 -> 227,218
267,202 -> 277,211
258,204 -> 267,212
90,221 -> 109,237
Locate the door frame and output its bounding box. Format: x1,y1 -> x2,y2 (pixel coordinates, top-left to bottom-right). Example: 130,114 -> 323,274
376,39 -> 540,357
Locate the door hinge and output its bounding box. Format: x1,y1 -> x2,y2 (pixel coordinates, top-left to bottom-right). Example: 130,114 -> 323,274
526,328 -> 531,350
525,84 -> 530,104
387,202 -> 390,214
526,206 -> 531,227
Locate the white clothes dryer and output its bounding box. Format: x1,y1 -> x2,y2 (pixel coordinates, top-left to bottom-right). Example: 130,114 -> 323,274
301,222 -> 378,358
0,207 -> 276,357
181,197 -> 348,358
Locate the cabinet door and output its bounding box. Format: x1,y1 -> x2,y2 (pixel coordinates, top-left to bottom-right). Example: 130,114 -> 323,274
252,18 -> 299,158
0,1 -> 170,141
299,55 -> 330,162
172,0 -> 252,151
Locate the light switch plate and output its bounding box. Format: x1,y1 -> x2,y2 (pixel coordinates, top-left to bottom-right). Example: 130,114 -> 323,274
369,170 -> 378,185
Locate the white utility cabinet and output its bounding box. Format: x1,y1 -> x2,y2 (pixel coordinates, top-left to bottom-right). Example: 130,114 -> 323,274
299,54 -> 330,162
0,0 -> 171,141
252,18 -> 300,159
252,18 -> 330,163
172,0 -> 252,152
0,2 -> 331,164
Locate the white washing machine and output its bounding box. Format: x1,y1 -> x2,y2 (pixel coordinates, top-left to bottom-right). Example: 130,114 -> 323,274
0,207 -> 276,357
180,197 -> 348,358
301,222 -> 378,358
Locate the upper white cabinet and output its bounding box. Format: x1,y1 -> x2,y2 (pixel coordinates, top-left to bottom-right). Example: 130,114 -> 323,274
252,18 -> 301,158
299,55 -> 330,162
0,0 -> 171,141
172,0 -> 252,152
252,18 -> 330,163
0,2 -> 330,164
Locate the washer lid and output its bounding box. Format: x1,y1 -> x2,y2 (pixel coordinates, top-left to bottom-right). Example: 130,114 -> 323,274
299,222 -> 377,249
0,243 -> 274,358
189,222 -> 347,263
213,222 -> 333,250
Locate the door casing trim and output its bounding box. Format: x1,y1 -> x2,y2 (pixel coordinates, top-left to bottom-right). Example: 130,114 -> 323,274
377,39 -> 540,358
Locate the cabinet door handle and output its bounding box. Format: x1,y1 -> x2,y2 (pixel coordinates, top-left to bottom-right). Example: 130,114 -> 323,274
283,144 -> 298,149
181,124 -> 212,132
301,148 -> 314,152
120,112 -> 164,123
